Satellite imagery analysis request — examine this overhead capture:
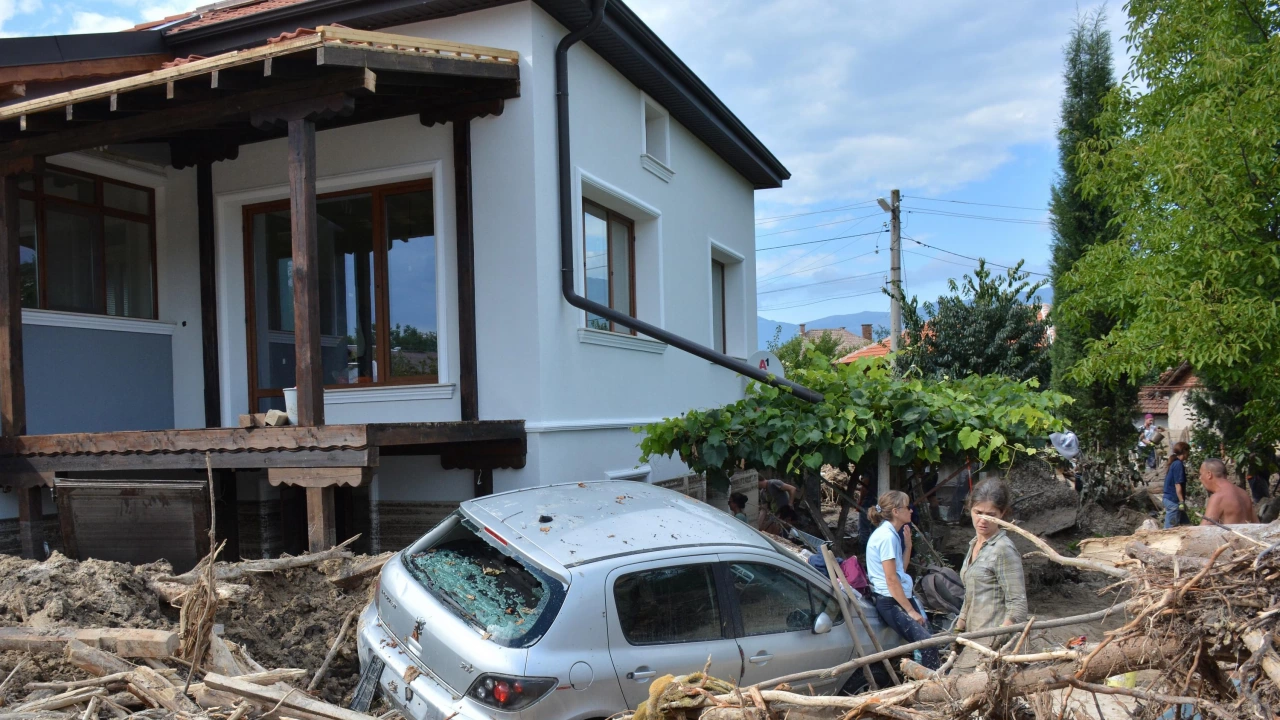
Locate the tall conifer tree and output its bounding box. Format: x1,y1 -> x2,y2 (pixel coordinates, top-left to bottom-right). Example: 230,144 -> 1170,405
1048,11 -> 1135,447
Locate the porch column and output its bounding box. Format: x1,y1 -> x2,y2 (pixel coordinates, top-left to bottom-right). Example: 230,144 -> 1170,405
197,162 -> 222,427
287,118 -> 324,428
305,486 -> 335,553
453,119 -> 479,424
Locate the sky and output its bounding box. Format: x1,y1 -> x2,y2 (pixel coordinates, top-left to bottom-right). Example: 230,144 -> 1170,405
1,0 -> 1130,326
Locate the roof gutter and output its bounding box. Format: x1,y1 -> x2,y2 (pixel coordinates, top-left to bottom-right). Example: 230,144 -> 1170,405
555,0 -> 822,404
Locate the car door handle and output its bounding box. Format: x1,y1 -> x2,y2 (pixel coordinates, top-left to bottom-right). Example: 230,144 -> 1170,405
748,653 -> 774,664
627,669 -> 657,681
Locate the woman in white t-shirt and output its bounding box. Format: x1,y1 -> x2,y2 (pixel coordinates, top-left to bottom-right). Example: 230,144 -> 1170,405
864,490 -> 940,669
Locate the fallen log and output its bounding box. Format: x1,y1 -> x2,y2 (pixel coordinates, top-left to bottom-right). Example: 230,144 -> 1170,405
188,669 -> 307,711
0,629 -> 178,658
11,687 -> 106,713
1077,520 -> 1280,567
157,536 -> 359,585
204,673 -> 376,720
984,516 -> 1128,577
24,672 -> 133,692
149,580 -> 250,606
65,641 -> 135,677
1124,541 -> 1209,572
327,553 -> 393,590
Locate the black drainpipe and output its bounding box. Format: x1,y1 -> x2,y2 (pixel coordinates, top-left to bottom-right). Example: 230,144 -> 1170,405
555,0 -> 823,403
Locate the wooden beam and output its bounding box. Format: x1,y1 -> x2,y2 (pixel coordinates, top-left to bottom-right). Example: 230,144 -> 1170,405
306,486 -> 335,552
287,117 -> 323,427
0,447 -> 375,473
0,425 -> 368,455
267,467 -> 369,488
17,486 -> 42,560
365,420 -> 524,446
0,55 -> 171,86
250,93 -> 354,130
0,69 -> 376,165
0,174 -> 24,438
454,119 -> 479,422
197,162 -> 222,428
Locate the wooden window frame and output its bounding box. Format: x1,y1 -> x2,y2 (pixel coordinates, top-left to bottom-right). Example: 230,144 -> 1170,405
16,163 -> 158,319
241,178 -> 437,412
582,199 -> 637,336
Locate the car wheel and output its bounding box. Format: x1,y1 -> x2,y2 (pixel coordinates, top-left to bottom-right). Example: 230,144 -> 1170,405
840,663 -> 894,695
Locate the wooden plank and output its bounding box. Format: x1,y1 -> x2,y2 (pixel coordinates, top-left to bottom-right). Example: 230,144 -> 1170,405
0,447 -> 375,473
0,69 -> 376,164
454,120 -> 479,422
197,161 -> 222,428
267,467 -> 369,488
0,424 -> 368,455
203,673 -> 375,720
306,486 -> 335,552
0,628 -> 177,657
16,485 -> 42,560
316,26 -> 519,63
0,174 -> 25,438
288,117 -> 323,427
365,420 -> 524,446
0,55 -> 171,86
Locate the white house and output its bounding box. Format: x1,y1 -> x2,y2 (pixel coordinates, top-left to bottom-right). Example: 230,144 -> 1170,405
0,0 -> 791,564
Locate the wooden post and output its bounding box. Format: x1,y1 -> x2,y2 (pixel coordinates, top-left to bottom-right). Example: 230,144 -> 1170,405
17,486 -> 43,560
453,120 -> 479,422
287,118 -> 323,427
306,486 -> 335,553
0,174 -> 25,438
196,162 -> 222,428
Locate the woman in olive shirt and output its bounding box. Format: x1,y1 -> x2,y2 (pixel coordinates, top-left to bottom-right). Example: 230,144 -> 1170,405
952,479 -> 1028,671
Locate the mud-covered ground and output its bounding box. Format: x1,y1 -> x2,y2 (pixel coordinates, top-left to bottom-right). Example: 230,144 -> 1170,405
0,552 -> 375,706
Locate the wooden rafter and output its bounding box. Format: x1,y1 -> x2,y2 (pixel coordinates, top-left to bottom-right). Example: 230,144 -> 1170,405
0,55 -> 171,86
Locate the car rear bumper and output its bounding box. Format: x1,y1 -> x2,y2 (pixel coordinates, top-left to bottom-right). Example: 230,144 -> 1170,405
356,602 -> 485,720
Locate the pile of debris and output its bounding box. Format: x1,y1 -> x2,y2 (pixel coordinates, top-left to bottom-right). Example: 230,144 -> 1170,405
0,537 -> 392,720
616,518 -> 1280,720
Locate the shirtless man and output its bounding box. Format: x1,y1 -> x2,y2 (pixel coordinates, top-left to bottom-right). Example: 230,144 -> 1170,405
1199,458 -> 1259,525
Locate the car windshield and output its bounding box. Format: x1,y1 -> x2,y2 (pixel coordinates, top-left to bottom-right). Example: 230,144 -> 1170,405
402,516 -> 562,647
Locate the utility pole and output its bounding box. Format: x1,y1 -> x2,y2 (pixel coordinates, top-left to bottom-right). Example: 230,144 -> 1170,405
876,189 -> 902,497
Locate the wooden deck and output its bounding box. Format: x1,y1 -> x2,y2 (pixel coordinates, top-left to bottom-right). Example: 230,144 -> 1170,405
0,420 -> 525,473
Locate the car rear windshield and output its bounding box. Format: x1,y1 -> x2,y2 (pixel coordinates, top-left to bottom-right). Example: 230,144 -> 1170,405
403,515 -> 564,648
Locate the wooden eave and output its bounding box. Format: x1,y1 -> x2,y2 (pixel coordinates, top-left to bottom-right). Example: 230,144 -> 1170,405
0,25 -> 520,170
0,420 -> 526,473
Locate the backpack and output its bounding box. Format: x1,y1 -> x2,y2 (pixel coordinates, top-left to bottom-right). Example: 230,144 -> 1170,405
840,556 -> 870,597
918,565 -> 964,615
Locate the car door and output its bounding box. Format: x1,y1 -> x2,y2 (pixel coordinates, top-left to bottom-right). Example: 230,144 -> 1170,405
605,556 -> 742,710
720,554 -> 854,693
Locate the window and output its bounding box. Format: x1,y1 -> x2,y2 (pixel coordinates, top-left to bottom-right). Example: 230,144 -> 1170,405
728,562 -> 838,636
641,97 -> 673,182
15,166 -> 156,319
582,200 -> 636,334
244,180 -> 436,412
614,564 -> 723,645
711,260 -> 726,353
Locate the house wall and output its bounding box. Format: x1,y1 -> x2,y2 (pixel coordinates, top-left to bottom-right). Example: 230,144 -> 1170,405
1167,390 -> 1196,444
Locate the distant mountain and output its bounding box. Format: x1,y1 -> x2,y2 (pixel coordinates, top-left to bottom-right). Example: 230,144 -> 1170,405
757,311 -> 891,350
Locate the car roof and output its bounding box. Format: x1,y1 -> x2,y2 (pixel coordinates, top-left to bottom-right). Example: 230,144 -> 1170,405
462,480 -> 775,569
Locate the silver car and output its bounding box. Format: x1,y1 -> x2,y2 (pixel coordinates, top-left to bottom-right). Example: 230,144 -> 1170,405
356,480 -> 900,720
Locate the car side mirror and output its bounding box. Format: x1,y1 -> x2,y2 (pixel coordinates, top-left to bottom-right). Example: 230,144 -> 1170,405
813,612 -> 833,635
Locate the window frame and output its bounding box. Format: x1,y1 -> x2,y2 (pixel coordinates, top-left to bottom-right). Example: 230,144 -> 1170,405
611,561 -> 732,647
721,560 -> 844,639
241,178 -> 437,412
581,199 -> 637,336
16,163 -> 158,319
711,259 -> 727,354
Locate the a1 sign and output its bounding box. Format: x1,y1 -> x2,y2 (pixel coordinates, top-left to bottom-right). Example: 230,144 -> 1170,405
746,351 -> 785,380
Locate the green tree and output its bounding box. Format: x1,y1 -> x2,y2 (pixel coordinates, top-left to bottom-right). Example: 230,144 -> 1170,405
1048,10 -> 1138,448
770,329 -> 852,370
895,261 -> 1051,384
1064,1 -> 1280,446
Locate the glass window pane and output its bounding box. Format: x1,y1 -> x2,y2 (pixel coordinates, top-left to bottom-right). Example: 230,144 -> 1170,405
583,206 -> 609,331
729,563 -> 815,636
104,217 -> 154,319
104,182 -> 149,215
251,209 -> 296,391
44,170 -> 95,204
317,194 -> 376,385
711,260 -> 725,353
614,565 -> 722,645
45,207 -> 102,314
18,199 -> 37,308
609,217 -> 632,320
385,190 -> 437,380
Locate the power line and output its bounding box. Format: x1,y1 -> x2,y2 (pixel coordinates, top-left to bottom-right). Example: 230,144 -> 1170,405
756,229 -> 885,252
905,208 -> 1052,226
755,199 -> 878,224
755,212 -> 883,238
901,235 -> 1051,277
759,289 -> 884,312
903,195 -> 1048,212
757,248 -> 882,284
757,270 -> 885,296
758,226 -> 884,283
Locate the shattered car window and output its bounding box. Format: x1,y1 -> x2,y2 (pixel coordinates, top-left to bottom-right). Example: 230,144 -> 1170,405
403,522 -> 559,647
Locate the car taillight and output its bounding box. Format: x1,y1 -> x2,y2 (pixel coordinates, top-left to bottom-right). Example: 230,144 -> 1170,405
466,674 -> 556,711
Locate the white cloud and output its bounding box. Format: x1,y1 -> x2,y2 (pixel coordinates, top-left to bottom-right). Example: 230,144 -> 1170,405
67,10 -> 135,33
